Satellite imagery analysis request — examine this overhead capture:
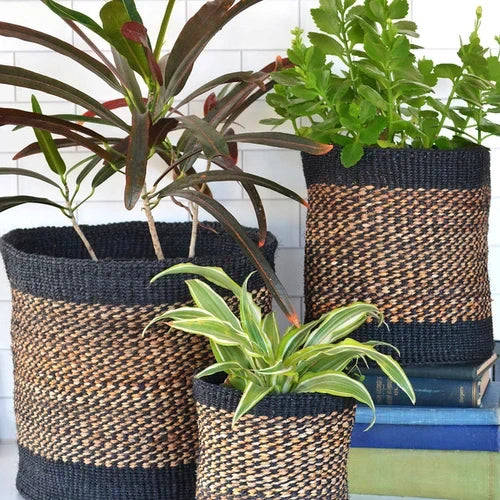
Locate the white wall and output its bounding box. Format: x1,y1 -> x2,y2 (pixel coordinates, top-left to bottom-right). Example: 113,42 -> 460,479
0,0 -> 499,441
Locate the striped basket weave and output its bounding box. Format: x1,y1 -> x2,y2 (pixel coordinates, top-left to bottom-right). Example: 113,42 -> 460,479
0,222 -> 276,500
302,147 -> 494,366
193,375 -> 356,500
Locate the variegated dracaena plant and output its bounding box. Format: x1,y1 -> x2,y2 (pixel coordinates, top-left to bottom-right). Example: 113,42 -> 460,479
144,263 -> 415,426
0,0 -> 332,325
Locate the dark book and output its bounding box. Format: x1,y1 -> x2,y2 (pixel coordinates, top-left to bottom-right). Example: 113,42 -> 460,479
363,352 -> 497,380
363,368 -> 491,407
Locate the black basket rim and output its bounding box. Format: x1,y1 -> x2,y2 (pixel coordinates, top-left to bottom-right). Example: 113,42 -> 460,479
0,220 -> 278,266
193,374 -> 355,418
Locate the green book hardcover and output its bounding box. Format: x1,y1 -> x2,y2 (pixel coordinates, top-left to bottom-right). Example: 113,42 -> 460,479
348,448 -> 500,500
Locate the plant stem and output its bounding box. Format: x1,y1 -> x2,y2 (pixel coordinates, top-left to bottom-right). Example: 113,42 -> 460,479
434,70 -> 464,144
188,202 -> 199,259
142,186 -> 165,260
154,0 -> 176,59
71,213 -> 98,261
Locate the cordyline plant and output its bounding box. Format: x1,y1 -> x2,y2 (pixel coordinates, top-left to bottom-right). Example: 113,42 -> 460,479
144,264 -> 415,426
0,0 -> 332,323
264,0 -> 500,166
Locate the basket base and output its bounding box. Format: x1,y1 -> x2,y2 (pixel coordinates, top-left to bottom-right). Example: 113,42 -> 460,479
16,446 -> 195,500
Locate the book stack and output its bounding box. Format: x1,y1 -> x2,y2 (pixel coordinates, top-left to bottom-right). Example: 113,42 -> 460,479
348,355 -> 499,499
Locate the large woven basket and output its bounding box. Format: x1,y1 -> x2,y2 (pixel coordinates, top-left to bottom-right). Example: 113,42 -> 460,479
302,147 -> 494,366
193,375 -> 356,500
0,221 -> 276,500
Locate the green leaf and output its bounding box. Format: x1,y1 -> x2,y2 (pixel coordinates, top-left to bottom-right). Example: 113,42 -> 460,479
271,71 -> 303,86
143,307 -> 214,332
44,0 -> 108,39
0,23 -> 121,92
358,84 -> 388,111
150,263 -> 242,296
363,32 -> 388,64
122,0 -> 144,23
434,63 -> 462,80
0,195 -> 65,213
388,0 -> 409,19
100,1 -> 150,81
310,7 -> 340,35
30,96 -> 66,176
308,33 -> 344,57
0,168 -> 59,188
340,142 -> 364,167
232,381 -> 272,426
169,317 -> 246,346
276,318 -> 323,360
262,312 -> 281,355
296,370 -> 375,417
0,65 -> 128,131
186,279 -> 241,331
196,361 -> 245,379
124,110 -> 150,210
359,116 -> 387,144
239,273 -> 269,357
305,302 -> 381,347
222,132 -> 333,155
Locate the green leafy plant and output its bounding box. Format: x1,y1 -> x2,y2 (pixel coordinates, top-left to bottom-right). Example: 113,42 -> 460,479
144,263 -> 415,426
264,0 -> 500,166
0,0 -> 332,323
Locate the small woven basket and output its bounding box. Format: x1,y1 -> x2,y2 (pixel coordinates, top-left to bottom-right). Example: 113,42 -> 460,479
302,147 -> 494,366
193,375 -> 356,500
0,222 -> 276,500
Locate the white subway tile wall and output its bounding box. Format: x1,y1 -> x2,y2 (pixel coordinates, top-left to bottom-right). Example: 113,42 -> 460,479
0,0 -> 498,441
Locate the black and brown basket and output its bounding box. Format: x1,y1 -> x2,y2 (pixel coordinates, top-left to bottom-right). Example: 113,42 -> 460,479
193,375 -> 356,500
0,221 -> 277,500
302,147 -> 494,366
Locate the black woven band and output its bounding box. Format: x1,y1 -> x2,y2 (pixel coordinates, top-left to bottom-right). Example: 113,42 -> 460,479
0,222 -> 277,306
302,147 -> 490,189
349,319 -> 495,366
16,446 -> 195,500
193,375 -> 354,418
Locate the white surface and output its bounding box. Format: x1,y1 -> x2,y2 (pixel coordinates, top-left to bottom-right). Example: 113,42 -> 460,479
0,443 -> 438,500
0,0 -> 499,438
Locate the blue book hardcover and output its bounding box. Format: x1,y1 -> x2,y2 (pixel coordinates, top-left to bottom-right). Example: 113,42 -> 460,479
350,423 -> 500,451
355,381 -> 500,426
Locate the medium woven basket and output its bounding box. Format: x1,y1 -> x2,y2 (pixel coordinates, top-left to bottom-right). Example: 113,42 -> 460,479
302,147 -> 494,366
193,375 -> 356,500
0,221 -> 277,500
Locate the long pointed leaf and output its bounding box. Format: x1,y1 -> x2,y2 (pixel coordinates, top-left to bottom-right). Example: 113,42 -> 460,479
0,195 -> 65,212
154,170 -> 308,206
0,168 -> 59,188
43,0 -> 108,39
30,95 -> 66,175
232,380 -> 272,426
224,132 -> 333,155
125,110 -> 150,209
196,362 -> 245,379
0,109 -> 112,161
159,189 -> 299,325
163,0 -> 263,98
0,23 -> 121,92
0,65 -> 128,131
150,263 -> 242,296
169,317 -> 246,346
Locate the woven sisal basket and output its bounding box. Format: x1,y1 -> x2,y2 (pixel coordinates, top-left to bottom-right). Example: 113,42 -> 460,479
302,147 -> 494,366
0,222 -> 276,500
193,375 -> 356,500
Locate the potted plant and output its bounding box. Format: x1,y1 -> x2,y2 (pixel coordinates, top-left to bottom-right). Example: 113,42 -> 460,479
144,263 -> 415,500
264,0 -> 500,366
0,1 -> 331,499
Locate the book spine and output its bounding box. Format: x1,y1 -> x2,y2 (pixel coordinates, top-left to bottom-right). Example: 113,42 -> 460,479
364,375 -> 479,406
364,366 -> 477,379
348,448 -> 500,499
350,424 -> 499,452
